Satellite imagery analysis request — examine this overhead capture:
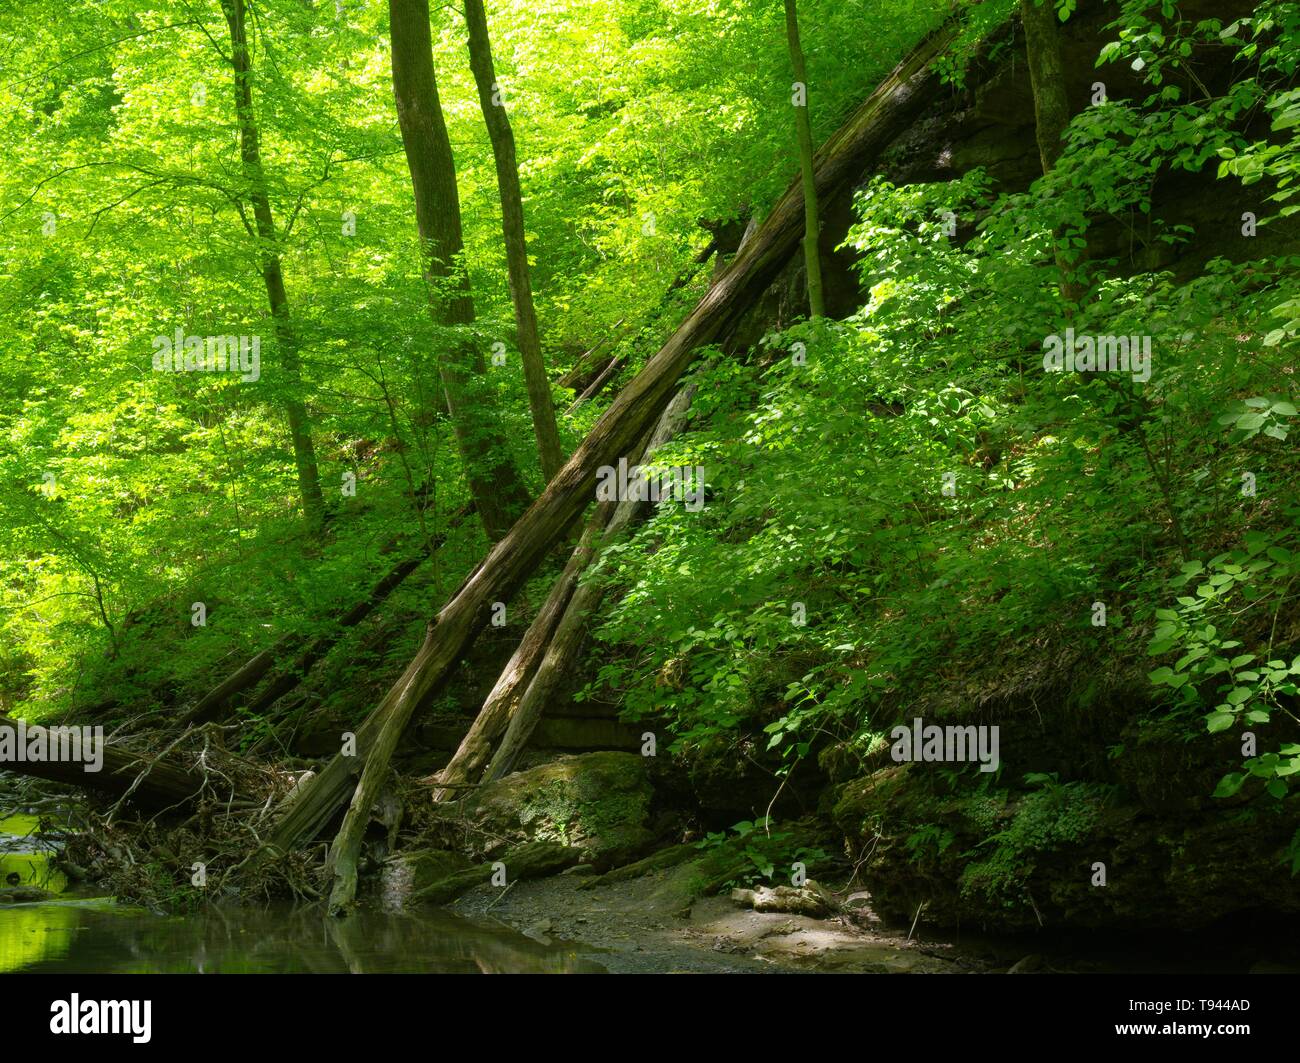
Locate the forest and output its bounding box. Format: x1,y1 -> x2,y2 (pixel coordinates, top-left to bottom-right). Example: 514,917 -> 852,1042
0,0 -> 1298,981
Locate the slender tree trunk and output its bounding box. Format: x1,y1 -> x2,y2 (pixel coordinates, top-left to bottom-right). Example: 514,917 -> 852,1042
785,0 -> 825,319
567,354 -> 626,413
556,319 -> 625,392
220,0 -> 326,528
389,0 -> 531,541
1019,0 -> 1086,303
463,0 -> 564,481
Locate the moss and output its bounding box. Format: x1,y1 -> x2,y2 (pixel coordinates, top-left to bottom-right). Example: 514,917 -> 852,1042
440,752 -> 656,868
958,782 -> 1109,909
517,781 -> 581,844
511,757 -> 652,849
579,790 -> 648,839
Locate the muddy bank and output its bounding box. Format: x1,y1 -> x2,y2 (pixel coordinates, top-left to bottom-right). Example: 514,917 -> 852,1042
450,869 -> 977,974
447,862 -> 1300,974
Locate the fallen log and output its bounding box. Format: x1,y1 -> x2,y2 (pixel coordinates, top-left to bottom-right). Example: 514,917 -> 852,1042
328,485 -> 650,910
485,385 -> 698,782
555,318 -> 626,392
566,354 -> 626,414
663,240 -> 718,298
0,716 -> 214,811
176,640 -> 290,730
179,541 -> 434,729
425,505 -> 611,801
238,551 -> 427,719
409,840 -> 581,906
578,842 -> 699,889
267,21 -> 962,875
425,396 -> 682,799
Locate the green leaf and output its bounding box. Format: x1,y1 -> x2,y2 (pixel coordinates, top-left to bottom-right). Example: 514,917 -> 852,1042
1213,772 -> 1246,797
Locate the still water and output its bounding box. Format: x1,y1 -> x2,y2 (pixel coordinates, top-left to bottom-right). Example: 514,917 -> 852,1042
0,898 -> 606,974
0,814 -> 604,974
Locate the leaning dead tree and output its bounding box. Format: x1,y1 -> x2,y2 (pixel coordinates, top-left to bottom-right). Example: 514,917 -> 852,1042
484,384 -> 699,783
266,22 -> 962,902
324,390 -> 694,912
427,385 -> 697,802
423,505 -> 612,801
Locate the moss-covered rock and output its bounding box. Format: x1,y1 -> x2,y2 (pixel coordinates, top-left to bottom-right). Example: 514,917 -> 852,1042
433,752 -> 657,870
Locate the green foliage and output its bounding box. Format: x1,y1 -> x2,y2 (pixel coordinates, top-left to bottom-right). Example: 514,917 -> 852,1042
904,823 -> 955,860
1146,531 -> 1300,801
960,779 -> 1108,907
694,817 -> 828,887
0,0 -> 945,721
576,0 -> 1299,845
0,0 -> 1296,908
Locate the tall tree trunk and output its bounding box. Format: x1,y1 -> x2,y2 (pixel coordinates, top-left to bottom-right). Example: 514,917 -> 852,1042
463,0 -> 565,481
220,0 -> 326,528
389,0 -> 531,541
1019,0 -> 1086,303
263,20 -> 961,864
784,0 -> 825,319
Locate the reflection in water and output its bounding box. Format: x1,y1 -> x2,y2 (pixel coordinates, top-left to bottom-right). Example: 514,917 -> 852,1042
0,902 -> 79,972
0,813 -> 67,894
0,899 -> 606,974
0,812 -> 602,973
1,810 -> 602,973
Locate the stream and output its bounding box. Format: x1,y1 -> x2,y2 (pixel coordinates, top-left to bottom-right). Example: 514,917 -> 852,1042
0,813 -> 604,974
4,814 -> 1295,974
0,897 -> 606,974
